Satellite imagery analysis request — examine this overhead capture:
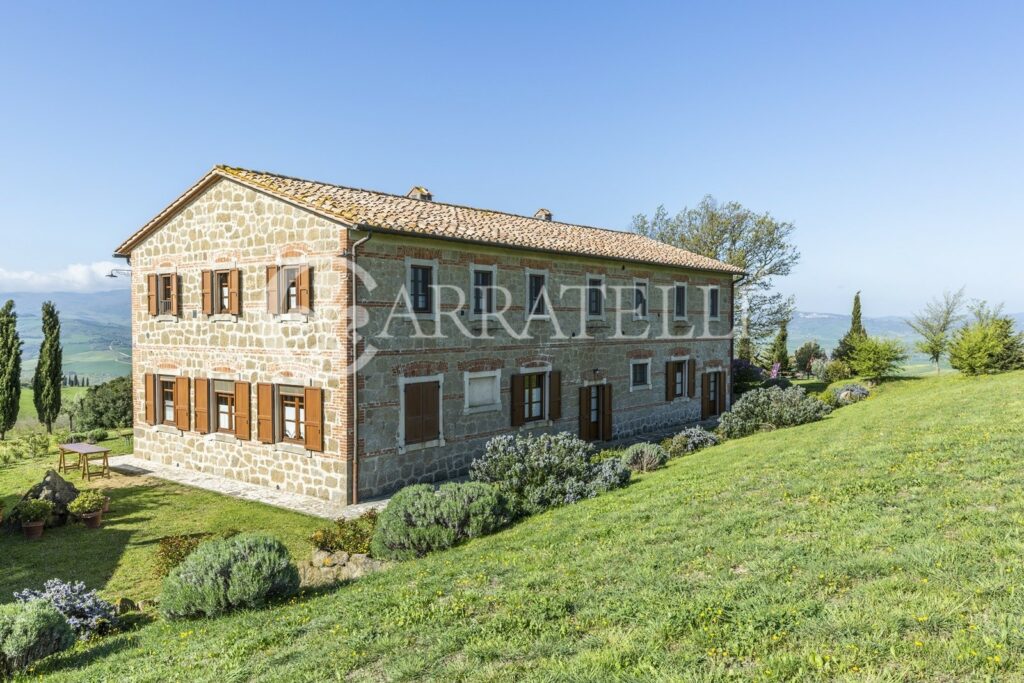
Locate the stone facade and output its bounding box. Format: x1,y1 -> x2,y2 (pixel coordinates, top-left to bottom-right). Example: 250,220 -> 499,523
126,176 -> 734,505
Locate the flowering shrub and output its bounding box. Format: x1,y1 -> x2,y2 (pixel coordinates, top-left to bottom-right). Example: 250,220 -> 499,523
0,600 -> 75,677
623,443 -> 669,473
832,383 -> 870,406
14,579 -> 116,638
665,427 -> 720,458
310,509 -> 378,554
718,386 -> 832,439
591,457 -> 631,493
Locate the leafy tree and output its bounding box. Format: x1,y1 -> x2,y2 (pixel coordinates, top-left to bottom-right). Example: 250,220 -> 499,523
77,376 -> 134,430
948,302 -> 1024,376
833,292 -> 867,361
631,196 -> 799,341
736,335 -> 755,362
793,341 -> 827,374
0,300 -> 23,440
849,336 -> 907,381
60,395 -> 83,432
906,288 -> 965,373
769,320 -> 791,373
32,301 -> 62,433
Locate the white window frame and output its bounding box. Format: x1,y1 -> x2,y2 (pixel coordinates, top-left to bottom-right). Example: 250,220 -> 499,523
707,285 -> 721,321
633,279 -> 649,321
672,282 -> 689,322
397,373 -> 446,453
525,268 -> 550,321
585,273 -> 606,321
629,358 -> 653,392
462,369 -> 502,414
669,354 -> 690,401
469,264 -> 498,320
405,257 -> 439,320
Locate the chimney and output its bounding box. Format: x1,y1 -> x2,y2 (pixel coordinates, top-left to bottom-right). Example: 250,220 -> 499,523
534,208 -> 553,221
406,186 -> 433,201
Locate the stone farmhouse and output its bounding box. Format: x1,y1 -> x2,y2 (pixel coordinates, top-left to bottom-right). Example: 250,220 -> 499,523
113,166 -> 744,505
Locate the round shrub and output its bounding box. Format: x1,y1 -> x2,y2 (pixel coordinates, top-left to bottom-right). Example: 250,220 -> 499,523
12,499 -> 53,524
623,443 -> 669,473
14,579 -> 116,638
160,533 -> 299,619
86,429 -> 109,444
761,377 -> 792,390
718,386 -> 832,439
592,457 -> 631,493
68,490 -> 106,516
371,482 -> 510,561
0,600 -> 76,677
665,427 -> 720,458
810,358 -> 830,382
823,360 -> 853,384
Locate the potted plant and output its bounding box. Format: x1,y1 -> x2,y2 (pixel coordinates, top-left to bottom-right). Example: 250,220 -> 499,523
15,499 -> 54,540
69,490 -> 107,529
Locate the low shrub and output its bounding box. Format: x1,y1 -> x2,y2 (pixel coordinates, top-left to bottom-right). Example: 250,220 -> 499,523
849,337 -> 907,381
810,358 -> 830,382
68,432 -> 88,444
732,358 -> 764,393
371,482 -> 510,561
832,383 -> 870,406
591,457 -> 631,493
665,427 -> 720,458
823,360 -> 853,384
14,579 -> 116,638
53,429 -> 71,446
949,311 -> 1024,376
718,386 -> 832,439
155,534 -> 212,578
761,377 -> 792,390
68,490 -> 106,516
0,600 -> 76,677
591,448 -> 625,463
310,509 -> 379,554
470,432 -> 629,516
12,499 -> 53,524
86,429 -> 109,444
160,533 -> 300,619
623,443 -> 668,473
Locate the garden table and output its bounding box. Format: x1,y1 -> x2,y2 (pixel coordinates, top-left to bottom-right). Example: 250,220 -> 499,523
57,443 -> 111,480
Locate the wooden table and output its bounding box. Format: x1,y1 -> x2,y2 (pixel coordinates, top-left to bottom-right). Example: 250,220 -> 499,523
58,443 -> 111,480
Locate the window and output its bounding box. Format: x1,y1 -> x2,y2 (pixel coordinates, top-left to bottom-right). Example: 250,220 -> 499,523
278,385 -> 306,444
214,380 -> 235,433
471,267 -> 495,315
673,364 -> 686,398
523,372 -> 545,421
410,265 -> 433,314
527,272 -> 546,317
674,283 -> 688,320
282,267 -> 300,312
402,378 -> 442,447
464,370 -> 501,413
666,359 -> 690,401
634,280 -> 648,319
630,360 -> 651,391
215,271 -> 231,314
587,277 -> 604,318
160,379 -> 175,425
709,286 -> 720,319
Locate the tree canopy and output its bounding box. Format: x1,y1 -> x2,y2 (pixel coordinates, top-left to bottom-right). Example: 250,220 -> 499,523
32,301 -> 62,433
0,300 -> 23,440
906,288 -> 965,373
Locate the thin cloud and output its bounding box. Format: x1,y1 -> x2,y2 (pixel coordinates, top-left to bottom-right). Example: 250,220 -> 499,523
0,261 -> 131,293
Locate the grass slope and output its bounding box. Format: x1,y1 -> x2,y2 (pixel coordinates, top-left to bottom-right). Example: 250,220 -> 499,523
11,387 -> 87,432
29,372 -> 1024,680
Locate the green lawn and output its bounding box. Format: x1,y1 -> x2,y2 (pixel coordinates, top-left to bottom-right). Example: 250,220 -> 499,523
12,387 -> 88,432
17,371 -> 1023,681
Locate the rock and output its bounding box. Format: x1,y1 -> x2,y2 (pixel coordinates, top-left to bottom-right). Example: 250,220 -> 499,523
18,470 -> 80,528
299,550 -> 388,587
113,597 -> 138,615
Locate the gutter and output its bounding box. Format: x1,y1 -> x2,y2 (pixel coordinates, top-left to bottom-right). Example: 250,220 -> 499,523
346,227 -> 373,505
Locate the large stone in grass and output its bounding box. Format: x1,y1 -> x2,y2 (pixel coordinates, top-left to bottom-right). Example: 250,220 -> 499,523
20,469 -> 80,527
299,550 -> 389,587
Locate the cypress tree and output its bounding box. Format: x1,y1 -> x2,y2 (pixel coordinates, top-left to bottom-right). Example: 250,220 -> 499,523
770,319 -> 791,372
833,292 -> 868,361
0,300 -> 23,440
736,335 -> 755,362
32,301 -> 63,433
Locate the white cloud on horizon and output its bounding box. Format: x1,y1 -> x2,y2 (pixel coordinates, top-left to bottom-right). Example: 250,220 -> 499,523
0,261 -> 131,293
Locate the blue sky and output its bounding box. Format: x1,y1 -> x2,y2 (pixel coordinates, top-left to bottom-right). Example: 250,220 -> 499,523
0,1 -> 1020,315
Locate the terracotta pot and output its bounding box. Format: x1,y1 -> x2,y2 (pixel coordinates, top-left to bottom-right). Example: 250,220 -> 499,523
22,520 -> 44,540
102,497 -> 111,513
81,511 -> 103,529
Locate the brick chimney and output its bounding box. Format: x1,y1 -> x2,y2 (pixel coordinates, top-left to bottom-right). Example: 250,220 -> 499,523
406,186 -> 433,201
534,208 -> 553,221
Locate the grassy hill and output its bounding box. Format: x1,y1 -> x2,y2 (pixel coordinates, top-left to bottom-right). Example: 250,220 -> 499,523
29,371 -> 1024,680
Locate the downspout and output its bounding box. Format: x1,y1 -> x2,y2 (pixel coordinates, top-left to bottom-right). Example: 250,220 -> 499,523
347,228 -> 373,505
729,273 -> 749,408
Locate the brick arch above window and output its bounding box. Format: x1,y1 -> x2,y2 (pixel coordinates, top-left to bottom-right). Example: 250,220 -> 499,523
392,360 -> 449,378
457,358 -> 504,372
626,348 -> 655,359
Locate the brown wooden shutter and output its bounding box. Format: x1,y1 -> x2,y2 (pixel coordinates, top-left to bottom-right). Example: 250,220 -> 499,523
548,371 -> 561,421
201,271 -> 213,315
688,359 -> 697,398
578,386 -> 590,440
169,273 -> 180,317
235,381 -> 251,440
174,376 -> 190,431
510,374 -> 525,427
144,373 -> 155,424
423,382 -> 439,441
404,383 -> 421,443
147,275 -> 158,316
601,384 -> 613,441
194,378 -> 210,434
717,372 -> 727,415
304,387 -> 323,452
701,373 -> 711,419
266,266 -> 279,315
229,269 -> 242,315
665,361 -> 675,401
257,383 -> 274,443
297,266 -> 312,311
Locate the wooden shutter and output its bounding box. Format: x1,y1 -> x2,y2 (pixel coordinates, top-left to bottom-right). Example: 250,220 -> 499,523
548,371 -> 561,421
169,273 -> 180,317
688,359 -> 697,398
717,372 -> 727,415
304,387 -> 323,452
257,383 -> 275,443
424,382 -> 440,441
201,271 -> 214,315
665,361 -> 675,401
578,386 -> 590,441
404,383 -> 421,443
235,382 -> 251,440
601,384 -> 613,441
144,373 -> 155,424
266,266 -> 280,315
297,266 -> 313,311
147,275 -> 158,316
701,373 -> 711,419
229,269 -> 242,315
510,374 -> 525,427
194,378 -> 210,434
174,376 -> 190,431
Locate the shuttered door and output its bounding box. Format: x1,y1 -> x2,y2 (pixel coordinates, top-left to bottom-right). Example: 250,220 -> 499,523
266,266 -> 279,315
147,275 -> 158,316
304,387 -> 323,452
510,374 -> 525,426
665,361 -> 675,401
548,371 -> 561,421
600,384 -> 613,441
688,359 -> 697,398
234,382 -> 251,440
297,266 -> 312,311
174,377 -> 190,431
144,373 -> 155,424
257,383 -> 275,443
578,386 -> 590,441
404,381 -> 439,445
701,373 -> 711,419
194,378 -> 210,434
201,271 -> 213,315
229,269 -> 242,315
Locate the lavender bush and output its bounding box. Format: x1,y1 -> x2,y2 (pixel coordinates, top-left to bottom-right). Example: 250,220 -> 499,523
14,579 -> 117,638
665,427 -> 721,458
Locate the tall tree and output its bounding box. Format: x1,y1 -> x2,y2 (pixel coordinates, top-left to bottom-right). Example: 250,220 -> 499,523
833,292 -> 868,361
906,288 -> 966,373
0,300 -> 23,440
770,319 -> 791,372
631,196 -> 800,342
32,301 -> 63,433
